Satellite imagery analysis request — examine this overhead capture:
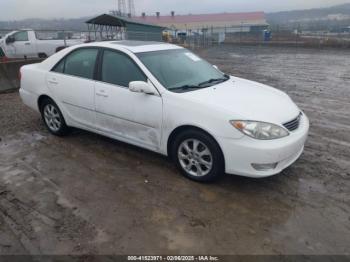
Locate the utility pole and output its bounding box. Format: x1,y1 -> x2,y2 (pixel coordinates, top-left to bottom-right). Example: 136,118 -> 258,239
118,0 -> 127,16
128,0 -> 136,17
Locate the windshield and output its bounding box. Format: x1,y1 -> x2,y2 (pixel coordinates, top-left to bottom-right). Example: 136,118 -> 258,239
137,49 -> 228,92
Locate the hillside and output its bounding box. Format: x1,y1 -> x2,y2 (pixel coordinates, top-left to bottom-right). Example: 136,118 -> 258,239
0,17 -> 90,31
267,3 -> 350,30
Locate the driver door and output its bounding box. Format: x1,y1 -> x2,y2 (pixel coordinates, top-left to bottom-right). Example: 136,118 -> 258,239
7,31 -> 36,59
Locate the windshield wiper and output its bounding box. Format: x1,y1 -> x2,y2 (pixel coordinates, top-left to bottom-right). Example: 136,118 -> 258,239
170,84 -> 204,91
170,74 -> 230,92
197,74 -> 230,87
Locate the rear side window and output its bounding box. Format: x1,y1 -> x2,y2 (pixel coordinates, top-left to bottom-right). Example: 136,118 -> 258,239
53,59 -> 65,73
14,31 -> 29,41
52,48 -> 98,79
101,50 -> 147,87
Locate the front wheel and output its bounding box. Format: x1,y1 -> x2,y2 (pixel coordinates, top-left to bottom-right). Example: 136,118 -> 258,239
171,129 -> 225,182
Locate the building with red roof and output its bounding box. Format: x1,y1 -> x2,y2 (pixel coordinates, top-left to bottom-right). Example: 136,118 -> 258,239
132,11 -> 268,32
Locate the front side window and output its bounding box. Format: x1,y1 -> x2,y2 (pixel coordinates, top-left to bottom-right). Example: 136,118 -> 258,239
101,50 -> 147,87
52,48 -> 98,79
137,49 -> 227,91
14,31 -> 29,41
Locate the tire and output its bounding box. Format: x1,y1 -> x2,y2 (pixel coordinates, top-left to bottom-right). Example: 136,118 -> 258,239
56,46 -> 66,53
40,98 -> 70,136
38,53 -> 48,59
171,129 -> 225,182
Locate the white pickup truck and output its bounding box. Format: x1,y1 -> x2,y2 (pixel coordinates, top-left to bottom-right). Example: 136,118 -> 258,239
0,29 -> 83,60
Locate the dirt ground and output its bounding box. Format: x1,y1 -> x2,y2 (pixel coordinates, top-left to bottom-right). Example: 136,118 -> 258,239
0,45 -> 349,255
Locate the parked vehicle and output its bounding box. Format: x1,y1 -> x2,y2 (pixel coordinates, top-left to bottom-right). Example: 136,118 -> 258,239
19,41 -> 309,182
0,30 -> 82,60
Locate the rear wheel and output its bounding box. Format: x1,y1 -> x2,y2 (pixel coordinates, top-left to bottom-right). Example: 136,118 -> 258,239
171,129 -> 224,182
40,99 -> 70,136
38,53 -> 48,59
56,46 -> 66,53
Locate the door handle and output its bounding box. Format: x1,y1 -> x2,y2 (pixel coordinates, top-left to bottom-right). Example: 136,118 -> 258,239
48,78 -> 58,85
25,43 -> 31,45
96,90 -> 108,98
96,93 -> 108,98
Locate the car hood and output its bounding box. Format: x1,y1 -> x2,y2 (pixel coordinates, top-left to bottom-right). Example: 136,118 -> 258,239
180,76 -> 300,124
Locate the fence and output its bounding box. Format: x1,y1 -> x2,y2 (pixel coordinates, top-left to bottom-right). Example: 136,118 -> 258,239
0,29 -> 164,43
175,27 -> 350,49
2,27 -> 350,49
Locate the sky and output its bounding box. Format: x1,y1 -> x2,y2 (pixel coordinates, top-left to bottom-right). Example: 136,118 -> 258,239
0,0 -> 348,20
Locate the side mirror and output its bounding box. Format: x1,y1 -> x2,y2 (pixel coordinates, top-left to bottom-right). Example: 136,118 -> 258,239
6,36 -> 15,44
129,81 -> 156,95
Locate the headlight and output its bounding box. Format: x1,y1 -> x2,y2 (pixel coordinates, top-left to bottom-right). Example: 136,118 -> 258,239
230,120 -> 289,140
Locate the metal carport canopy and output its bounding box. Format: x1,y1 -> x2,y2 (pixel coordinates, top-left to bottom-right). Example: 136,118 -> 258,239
86,14 -> 126,27
86,14 -> 166,30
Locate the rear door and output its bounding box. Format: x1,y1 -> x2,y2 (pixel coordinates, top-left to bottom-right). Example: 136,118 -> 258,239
46,48 -> 99,128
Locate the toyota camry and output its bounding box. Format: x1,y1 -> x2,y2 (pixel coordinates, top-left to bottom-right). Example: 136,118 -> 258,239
19,41 -> 309,182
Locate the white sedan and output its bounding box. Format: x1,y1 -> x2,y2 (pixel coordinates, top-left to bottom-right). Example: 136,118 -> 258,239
19,41 -> 309,182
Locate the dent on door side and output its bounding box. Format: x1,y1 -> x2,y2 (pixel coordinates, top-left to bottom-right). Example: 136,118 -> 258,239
97,114 -> 161,150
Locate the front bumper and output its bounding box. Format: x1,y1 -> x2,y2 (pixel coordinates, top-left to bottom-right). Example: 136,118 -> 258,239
218,113 -> 309,178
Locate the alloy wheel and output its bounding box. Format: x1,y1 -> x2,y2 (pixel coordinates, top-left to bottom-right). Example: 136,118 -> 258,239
177,139 -> 213,177
43,104 -> 62,132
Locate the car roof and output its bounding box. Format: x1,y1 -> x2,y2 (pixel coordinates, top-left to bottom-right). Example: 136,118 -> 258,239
85,40 -> 183,53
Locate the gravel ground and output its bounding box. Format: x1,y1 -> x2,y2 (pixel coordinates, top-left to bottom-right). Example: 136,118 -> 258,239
0,45 -> 349,256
